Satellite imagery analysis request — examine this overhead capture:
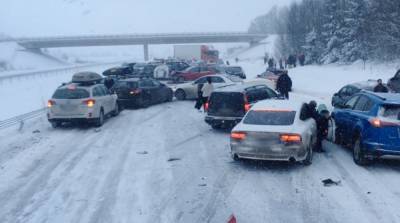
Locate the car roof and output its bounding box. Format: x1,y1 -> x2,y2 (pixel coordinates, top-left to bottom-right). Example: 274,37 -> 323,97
214,82 -> 270,93
58,83 -> 100,90
362,91 -> 400,104
348,80 -> 378,90
119,78 -> 143,82
251,99 -> 305,111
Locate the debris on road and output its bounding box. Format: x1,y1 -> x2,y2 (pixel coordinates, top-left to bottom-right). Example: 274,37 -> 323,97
94,128 -> 102,133
198,183 -> 207,187
32,129 -> 40,134
322,178 -> 341,187
136,151 -> 148,155
167,158 -> 181,162
227,214 -> 237,223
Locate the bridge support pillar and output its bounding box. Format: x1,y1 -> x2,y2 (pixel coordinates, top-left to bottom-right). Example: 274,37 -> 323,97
144,44 -> 149,61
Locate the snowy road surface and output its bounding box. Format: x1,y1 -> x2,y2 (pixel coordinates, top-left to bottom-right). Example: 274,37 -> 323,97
1,97 -> 400,223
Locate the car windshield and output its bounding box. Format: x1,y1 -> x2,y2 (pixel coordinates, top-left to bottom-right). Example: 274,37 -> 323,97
243,110 -> 296,126
379,105 -> 400,121
52,88 -> 90,99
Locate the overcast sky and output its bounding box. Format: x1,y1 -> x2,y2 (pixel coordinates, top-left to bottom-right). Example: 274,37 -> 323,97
0,0 -> 295,37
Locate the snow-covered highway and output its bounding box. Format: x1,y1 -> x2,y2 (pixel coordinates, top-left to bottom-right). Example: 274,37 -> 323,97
1,94 -> 400,223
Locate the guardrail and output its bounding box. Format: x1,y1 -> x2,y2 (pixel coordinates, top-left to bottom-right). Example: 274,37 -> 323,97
0,61 -> 121,82
0,108 -> 46,130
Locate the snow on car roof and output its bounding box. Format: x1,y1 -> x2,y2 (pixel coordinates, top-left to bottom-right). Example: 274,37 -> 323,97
251,99 -> 305,112
214,82 -> 270,93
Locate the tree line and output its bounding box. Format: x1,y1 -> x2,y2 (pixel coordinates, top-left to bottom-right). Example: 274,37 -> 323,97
248,0 -> 400,64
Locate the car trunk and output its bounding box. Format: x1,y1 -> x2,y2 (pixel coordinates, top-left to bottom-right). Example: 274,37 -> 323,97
52,99 -> 88,116
377,104 -> 400,150
208,92 -> 245,117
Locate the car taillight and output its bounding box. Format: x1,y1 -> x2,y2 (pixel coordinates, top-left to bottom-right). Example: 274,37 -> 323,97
83,99 -> 96,107
130,89 -> 141,95
369,118 -> 399,128
204,102 -> 209,111
231,132 -> 246,140
244,103 -> 251,112
280,134 -> 302,143
47,100 -> 56,108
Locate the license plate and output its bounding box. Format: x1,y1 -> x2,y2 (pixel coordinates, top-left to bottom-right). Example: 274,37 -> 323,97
271,146 -> 282,152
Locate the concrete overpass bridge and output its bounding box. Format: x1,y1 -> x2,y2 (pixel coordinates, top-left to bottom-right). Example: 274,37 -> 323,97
5,32 -> 268,61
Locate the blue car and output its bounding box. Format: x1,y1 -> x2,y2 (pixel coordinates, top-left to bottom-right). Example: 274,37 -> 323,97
332,91 -> 400,165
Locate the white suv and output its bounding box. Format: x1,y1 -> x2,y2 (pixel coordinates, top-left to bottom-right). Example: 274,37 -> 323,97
47,83 -> 119,128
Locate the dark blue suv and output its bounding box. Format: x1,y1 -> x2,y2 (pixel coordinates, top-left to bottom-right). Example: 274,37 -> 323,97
332,91 -> 400,165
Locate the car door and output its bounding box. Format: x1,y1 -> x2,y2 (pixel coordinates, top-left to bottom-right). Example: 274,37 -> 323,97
335,95 -> 360,141
151,80 -> 166,103
100,85 -> 116,113
139,79 -> 155,104
346,96 -> 374,137
92,86 -> 106,114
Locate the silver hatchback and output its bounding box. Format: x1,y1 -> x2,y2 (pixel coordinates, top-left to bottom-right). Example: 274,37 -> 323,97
47,83 -> 119,128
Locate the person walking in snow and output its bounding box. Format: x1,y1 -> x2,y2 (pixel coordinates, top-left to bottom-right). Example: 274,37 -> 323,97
268,58 -> 274,69
276,71 -> 292,99
374,79 -> 389,93
194,83 -> 204,110
279,58 -> 284,69
201,77 -> 214,110
299,53 -> 305,66
315,110 -> 330,153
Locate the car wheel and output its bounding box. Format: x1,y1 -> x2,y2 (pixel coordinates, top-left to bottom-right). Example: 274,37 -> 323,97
95,109 -> 104,127
211,124 -> 222,130
232,153 -> 241,161
175,89 -> 186,101
51,121 -> 60,128
353,137 -> 371,166
112,103 -> 120,117
303,141 -> 313,166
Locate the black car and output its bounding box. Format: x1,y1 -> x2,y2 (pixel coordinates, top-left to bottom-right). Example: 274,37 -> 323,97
112,78 -> 173,108
132,63 -> 157,77
388,70 -> 400,93
219,66 -> 246,79
103,66 -> 132,77
205,83 -> 278,129
332,81 -> 376,107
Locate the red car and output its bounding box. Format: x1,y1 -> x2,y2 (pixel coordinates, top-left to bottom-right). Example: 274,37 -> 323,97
172,66 -> 219,82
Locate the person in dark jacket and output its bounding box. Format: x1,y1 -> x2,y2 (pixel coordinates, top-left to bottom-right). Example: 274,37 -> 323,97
279,58 -> 284,69
276,71 -> 292,99
104,77 -> 115,90
268,58 -> 274,69
298,53 -> 305,66
315,110 -> 330,153
374,79 -> 389,93
194,83 -> 204,110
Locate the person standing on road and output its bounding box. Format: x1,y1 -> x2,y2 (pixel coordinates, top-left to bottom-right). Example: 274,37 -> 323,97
276,71 -> 292,99
104,77 -> 115,90
195,83 -> 204,110
268,58 -> 274,69
374,79 -> 389,93
279,58 -> 284,69
201,77 -> 214,110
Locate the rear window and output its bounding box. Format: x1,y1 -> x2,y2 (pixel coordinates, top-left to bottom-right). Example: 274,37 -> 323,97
210,92 -> 244,106
243,110 -> 297,126
114,81 -> 138,89
379,105 -> 400,121
52,88 -> 90,99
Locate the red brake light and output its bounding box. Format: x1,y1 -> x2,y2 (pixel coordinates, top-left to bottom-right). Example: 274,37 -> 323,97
280,134 -> 302,143
83,99 -> 96,107
130,89 -> 141,95
369,118 -> 399,128
47,100 -> 56,108
231,132 -> 246,140
244,103 -> 251,112
204,102 -> 209,111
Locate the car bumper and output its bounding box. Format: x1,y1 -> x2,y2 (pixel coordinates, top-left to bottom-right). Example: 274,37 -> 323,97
230,142 -> 307,162
363,142 -> 400,157
117,98 -> 142,107
205,116 -> 242,127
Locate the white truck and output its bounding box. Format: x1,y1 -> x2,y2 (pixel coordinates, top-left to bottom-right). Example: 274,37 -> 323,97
173,45 -> 219,63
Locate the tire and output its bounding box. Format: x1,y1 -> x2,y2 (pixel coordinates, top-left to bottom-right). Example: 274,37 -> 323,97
175,89 -> 186,101
112,103 -> 120,117
353,137 -> 371,166
232,153 -> 241,161
95,109 -> 104,127
211,124 -> 222,130
303,141 -> 313,166
51,121 -> 60,128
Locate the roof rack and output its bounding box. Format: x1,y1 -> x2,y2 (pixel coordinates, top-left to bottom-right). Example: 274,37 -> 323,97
72,72 -> 103,86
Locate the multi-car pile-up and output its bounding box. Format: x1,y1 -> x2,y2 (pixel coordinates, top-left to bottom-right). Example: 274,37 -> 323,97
46,59 -> 400,167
